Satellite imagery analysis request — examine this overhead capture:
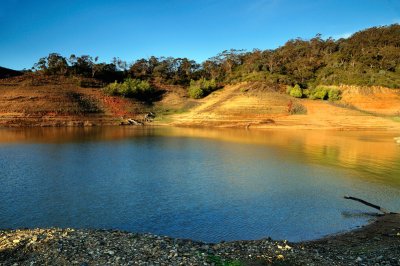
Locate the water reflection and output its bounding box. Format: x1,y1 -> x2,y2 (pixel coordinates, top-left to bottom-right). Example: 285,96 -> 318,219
0,127 -> 399,242
1,126 -> 398,186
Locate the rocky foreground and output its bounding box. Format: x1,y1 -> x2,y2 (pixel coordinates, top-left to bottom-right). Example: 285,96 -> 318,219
1,214 -> 399,266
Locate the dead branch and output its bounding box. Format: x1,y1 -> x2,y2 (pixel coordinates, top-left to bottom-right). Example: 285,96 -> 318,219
344,195 -> 397,214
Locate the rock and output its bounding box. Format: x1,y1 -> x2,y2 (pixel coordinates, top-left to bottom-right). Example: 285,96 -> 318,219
106,250 -> 115,255
355,257 -> 363,262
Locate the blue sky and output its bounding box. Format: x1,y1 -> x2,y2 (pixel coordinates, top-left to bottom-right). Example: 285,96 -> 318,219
1,0 -> 399,69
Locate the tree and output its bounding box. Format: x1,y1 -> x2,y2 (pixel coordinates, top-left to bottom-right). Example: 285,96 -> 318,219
33,53 -> 68,75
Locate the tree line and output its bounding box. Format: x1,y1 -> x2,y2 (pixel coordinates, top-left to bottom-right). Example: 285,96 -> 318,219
32,24 -> 400,91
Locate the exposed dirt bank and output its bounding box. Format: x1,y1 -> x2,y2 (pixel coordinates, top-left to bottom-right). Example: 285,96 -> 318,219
1,76 -> 399,131
1,214 -> 399,265
169,83 -> 400,131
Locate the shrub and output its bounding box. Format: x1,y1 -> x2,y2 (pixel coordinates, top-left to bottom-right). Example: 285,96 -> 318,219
103,81 -> 121,96
188,85 -> 204,99
289,102 -> 307,115
289,84 -> 303,98
302,88 -> 310,98
103,78 -> 154,100
188,78 -> 218,99
328,88 -> 342,101
311,86 -> 329,100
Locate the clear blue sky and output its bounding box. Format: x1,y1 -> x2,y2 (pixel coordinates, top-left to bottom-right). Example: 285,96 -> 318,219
1,0 -> 399,70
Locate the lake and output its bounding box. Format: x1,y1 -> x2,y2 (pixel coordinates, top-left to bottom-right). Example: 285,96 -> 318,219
0,127 -> 399,243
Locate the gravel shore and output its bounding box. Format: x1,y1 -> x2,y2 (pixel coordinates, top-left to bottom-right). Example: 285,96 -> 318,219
1,214 -> 399,266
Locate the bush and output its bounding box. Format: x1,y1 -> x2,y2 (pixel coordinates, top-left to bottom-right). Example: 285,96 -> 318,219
103,81 -> 121,96
188,85 -> 204,99
188,78 -> 218,99
302,88 -> 310,98
289,84 -> 303,98
288,102 -> 307,114
311,86 -> 329,100
103,78 -> 154,100
328,88 -> 342,101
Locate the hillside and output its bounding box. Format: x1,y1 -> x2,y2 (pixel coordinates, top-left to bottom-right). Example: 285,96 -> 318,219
0,75 -> 148,127
1,74 -> 400,130
0,66 -> 22,79
169,82 -> 400,131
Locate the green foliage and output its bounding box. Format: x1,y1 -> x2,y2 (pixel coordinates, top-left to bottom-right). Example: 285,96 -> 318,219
302,88 -> 311,97
328,88 -> 342,101
188,85 -> 204,99
310,86 -> 329,100
103,78 -> 154,100
289,84 -> 303,98
34,53 -> 69,75
32,25 -> 400,90
188,78 -> 218,99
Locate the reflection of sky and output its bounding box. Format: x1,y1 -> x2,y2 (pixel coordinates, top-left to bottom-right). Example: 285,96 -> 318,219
0,128 -> 399,242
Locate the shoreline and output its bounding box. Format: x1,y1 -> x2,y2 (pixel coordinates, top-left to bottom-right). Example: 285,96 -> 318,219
1,214 -> 399,265
1,121 -> 400,131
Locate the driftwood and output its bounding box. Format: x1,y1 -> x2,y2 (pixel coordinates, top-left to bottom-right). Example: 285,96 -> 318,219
127,119 -> 143,125
120,118 -> 144,126
344,195 -> 397,214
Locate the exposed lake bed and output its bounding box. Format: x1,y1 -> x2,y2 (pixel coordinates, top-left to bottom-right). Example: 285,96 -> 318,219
1,126 -> 400,265
1,214 -> 400,265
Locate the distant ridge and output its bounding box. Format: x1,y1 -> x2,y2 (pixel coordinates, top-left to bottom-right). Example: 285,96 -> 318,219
0,66 -> 22,79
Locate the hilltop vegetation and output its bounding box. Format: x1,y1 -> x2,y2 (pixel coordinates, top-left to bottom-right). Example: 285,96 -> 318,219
26,24 -> 400,100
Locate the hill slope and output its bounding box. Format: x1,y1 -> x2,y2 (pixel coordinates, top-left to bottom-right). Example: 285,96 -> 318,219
0,66 -> 22,79
0,75 -> 146,127
0,75 -> 399,130
170,82 -> 400,130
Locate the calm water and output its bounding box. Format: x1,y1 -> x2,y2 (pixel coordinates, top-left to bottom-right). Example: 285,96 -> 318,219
0,127 -> 399,243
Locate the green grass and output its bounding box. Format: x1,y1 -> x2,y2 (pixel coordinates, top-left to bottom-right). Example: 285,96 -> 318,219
150,107 -> 189,122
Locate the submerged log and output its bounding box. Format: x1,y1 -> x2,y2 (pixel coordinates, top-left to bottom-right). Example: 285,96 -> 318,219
344,195 -> 397,214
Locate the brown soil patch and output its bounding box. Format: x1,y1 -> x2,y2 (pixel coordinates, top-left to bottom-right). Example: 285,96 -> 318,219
0,75 -> 146,127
